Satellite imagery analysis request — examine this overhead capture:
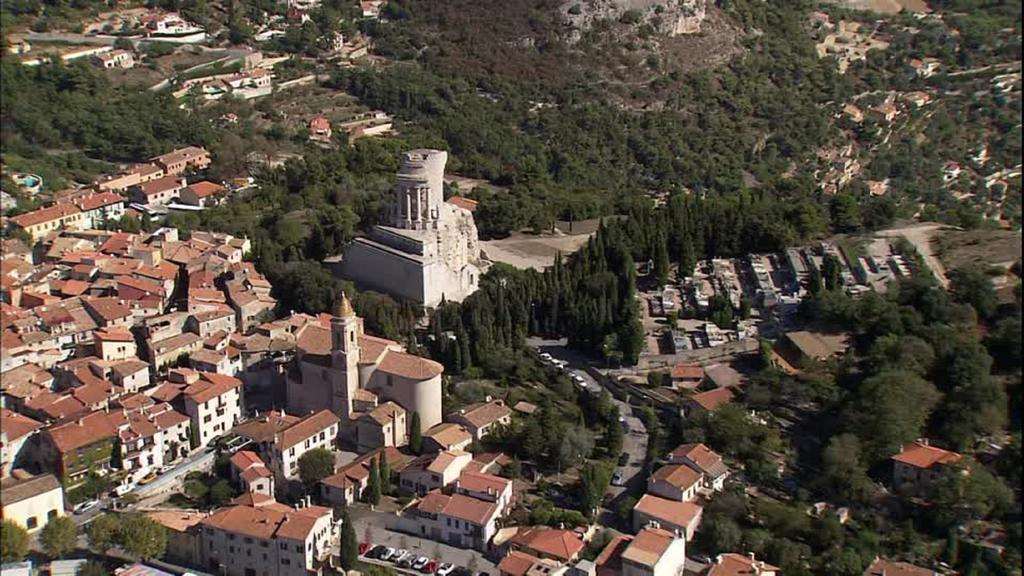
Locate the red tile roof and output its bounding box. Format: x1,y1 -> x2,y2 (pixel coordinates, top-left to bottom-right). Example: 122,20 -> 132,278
891,441 -> 962,470
706,553 -> 780,576
446,196 -> 478,212
510,527 -> 584,562
633,494 -> 702,530
185,181 -> 226,199
687,387 -> 734,411
650,464 -> 702,492
0,408 -> 43,442
183,373 -> 241,405
277,410 -> 340,450
10,203 -> 80,228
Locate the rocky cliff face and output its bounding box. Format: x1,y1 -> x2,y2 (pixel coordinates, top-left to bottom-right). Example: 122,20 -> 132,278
564,0 -> 708,40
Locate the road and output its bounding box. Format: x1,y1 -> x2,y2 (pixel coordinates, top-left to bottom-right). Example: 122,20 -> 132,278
348,509 -> 496,573
525,339 -> 648,507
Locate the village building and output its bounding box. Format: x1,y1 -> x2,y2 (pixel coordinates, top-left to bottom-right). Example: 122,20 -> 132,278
197,502 -> 336,576
861,557 -> 938,576
647,464 -> 702,502
668,363 -> 704,391
309,116 -> 332,142
453,470 -> 514,514
338,150 -> 486,307
403,490 -> 501,551
398,450 -> 473,496
130,175 -> 187,206
94,49 -> 134,69
423,422 -> 474,453
508,527 -> 585,564
891,439 -> 963,496
0,471 -> 65,533
680,387 -> 734,419
1,409 -> 43,477
9,203 -> 85,242
37,409 -> 122,484
618,527 -> 686,576
448,399 -> 512,441
229,450 -> 275,496
152,146 -> 211,175
632,495 -> 703,540
180,181 -> 227,207
665,443 -> 729,491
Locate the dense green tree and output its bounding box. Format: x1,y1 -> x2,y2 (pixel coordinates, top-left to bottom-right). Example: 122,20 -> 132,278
298,447 -> 336,489
87,514 -> 121,553
1,520 -> 30,562
379,451 -> 391,496
119,514 -> 168,560
40,516 -> 78,558
949,266 -> 998,321
844,369 -> 941,463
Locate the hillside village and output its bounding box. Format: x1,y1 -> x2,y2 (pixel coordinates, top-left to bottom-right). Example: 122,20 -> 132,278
0,0 -> 1021,575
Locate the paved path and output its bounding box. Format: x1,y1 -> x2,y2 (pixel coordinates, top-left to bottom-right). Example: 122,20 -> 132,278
133,448 -> 216,498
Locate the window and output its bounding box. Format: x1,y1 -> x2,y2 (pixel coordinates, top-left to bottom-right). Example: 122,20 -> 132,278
26,517 -> 38,529
229,534 -> 236,541
245,537 -> 254,544
279,543 -> 287,550
281,559 -> 290,566
295,545 -> 302,552
48,510 -> 58,520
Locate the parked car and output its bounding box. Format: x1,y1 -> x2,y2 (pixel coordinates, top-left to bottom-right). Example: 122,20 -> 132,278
112,482 -> 135,497
398,555 -> 416,569
379,547 -> 397,561
422,561 -> 438,574
413,557 -> 430,571
366,545 -> 387,558
611,471 -> 625,486
139,472 -> 158,485
393,550 -> 412,566
539,353 -> 553,362
436,563 -> 455,576
75,499 -> 100,514
618,453 -> 629,467
359,542 -> 371,556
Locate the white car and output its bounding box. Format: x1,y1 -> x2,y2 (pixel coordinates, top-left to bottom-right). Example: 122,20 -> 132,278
539,353 -> 553,362
611,472 -> 625,486
379,547 -> 397,562
392,550 -> 411,564
113,482 -> 135,497
572,374 -> 585,384
437,564 -> 456,576
413,557 -> 430,571
75,500 -> 99,514
552,359 -> 568,369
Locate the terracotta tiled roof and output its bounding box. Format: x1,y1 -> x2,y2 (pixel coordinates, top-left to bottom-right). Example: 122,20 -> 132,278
510,527 -> 584,562
498,551 -> 540,576
201,503 -> 329,541
0,408 -> 43,441
418,491 -> 498,526
621,527 -> 676,568
456,470 -> 511,495
83,297 -> 132,322
230,450 -> 266,471
234,410 -> 301,443
147,510 -> 208,533
73,192 -> 125,211
670,363 -> 704,380
446,196 -> 478,212
184,181 -> 226,199
94,328 -> 134,342
10,203 -> 80,228
425,450 -> 470,474
425,422 -> 472,447
137,175 -> 186,197
667,443 -> 727,478
453,400 -> 511,429
276,409 -> 339,450
891,441 -> 962,470
687,387 -> 734,411
362,401 -> 405,426
651,464 -> 702,492
183,373 -> 241,405
46,410 -> 120,453
378,350 -> 444,380
633,494 -> 702,530
594,535 -> 631,573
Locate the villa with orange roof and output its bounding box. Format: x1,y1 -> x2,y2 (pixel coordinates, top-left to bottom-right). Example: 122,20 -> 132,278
632,494 -> 703,540
1,409 -> 43,477
891,439 -> 964,496
403,490 -> 501,551
706,553 -> 779,576
619,526 -> 686,576
229,450 -> 275,496
177,370 -> 243,448
666,443 -> 729,491
507,527 -> 585,563
180,180 -> 227,207
647,464 -> 702,502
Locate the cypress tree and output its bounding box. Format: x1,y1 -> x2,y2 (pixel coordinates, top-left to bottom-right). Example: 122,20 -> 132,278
379,450 -> 390,495
409,412 -> 423,455
339,509 -> 358,570
365,457 -> 381,505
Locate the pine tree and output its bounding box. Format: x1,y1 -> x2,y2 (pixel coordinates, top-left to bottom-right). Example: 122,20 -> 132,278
339,509 -> 358,570
410,412 -> 423,455
653,234 -> 670,287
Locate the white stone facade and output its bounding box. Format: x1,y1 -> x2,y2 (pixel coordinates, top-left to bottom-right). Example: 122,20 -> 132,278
340,150 -> 485,307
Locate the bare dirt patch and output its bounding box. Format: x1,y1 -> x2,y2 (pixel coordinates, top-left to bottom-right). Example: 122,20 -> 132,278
875,222 -> 952,287
106,49 -> 229,89
821,0 -> 931,15
482,231 -> 592,271
933,228 -> 1023,271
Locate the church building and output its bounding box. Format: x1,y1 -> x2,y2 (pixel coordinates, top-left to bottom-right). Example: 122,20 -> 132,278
286,294 -> 444,452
